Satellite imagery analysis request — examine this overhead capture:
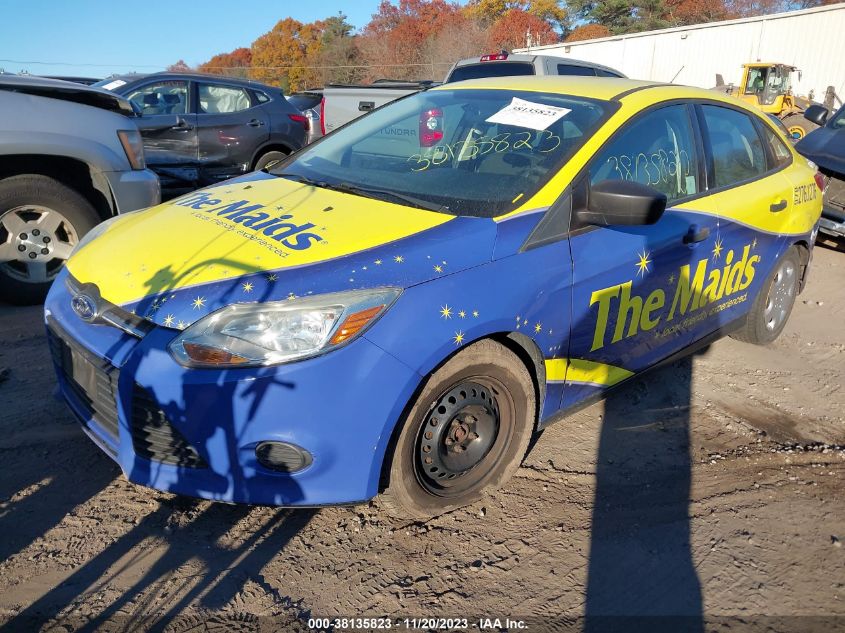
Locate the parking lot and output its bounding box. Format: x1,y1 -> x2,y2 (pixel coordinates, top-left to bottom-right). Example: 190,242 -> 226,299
0,241 -> 841,630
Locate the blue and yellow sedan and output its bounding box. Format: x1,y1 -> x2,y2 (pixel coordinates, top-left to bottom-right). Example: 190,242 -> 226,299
45,77 -> 823,517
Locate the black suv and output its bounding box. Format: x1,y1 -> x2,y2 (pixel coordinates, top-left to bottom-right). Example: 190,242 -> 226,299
96,73 -> 307,191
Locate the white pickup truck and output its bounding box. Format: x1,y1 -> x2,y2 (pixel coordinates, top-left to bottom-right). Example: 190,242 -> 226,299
320,52 -> 625,134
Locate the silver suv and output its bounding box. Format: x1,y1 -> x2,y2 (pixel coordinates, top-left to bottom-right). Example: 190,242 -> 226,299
0,76 -> 160,304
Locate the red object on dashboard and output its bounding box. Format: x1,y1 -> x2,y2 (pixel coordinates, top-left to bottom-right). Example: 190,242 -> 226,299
419,108 -> 444,147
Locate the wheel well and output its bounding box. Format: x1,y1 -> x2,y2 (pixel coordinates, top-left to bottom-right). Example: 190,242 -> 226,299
0,154 -> 114,221
251,144 -> 292,170
376,332 -> 545,494
792,239 -> 811,292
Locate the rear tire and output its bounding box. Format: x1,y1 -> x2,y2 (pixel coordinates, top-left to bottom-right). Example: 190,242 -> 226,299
254,151 -> 288,172
381,339 -> 536,519
0,175 -> 100,305
730,246 -> 800,345
782,113 -> 818,141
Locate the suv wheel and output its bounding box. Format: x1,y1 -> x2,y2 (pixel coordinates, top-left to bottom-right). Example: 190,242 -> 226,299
0,175 -> 100,305
254,151 -> 288,172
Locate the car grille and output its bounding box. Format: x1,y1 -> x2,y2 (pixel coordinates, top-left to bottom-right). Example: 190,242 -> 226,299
48,325 -> 120,442
130,384 -> 207,468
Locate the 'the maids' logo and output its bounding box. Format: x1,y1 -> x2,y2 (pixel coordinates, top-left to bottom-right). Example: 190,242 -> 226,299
589,243 -> 760,351
174,192 -> 323,251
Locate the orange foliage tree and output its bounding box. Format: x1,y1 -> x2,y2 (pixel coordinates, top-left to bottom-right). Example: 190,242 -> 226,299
564,22 -> 611,40
197,48 -> 252,78
249,17 -> 326,92
488,8 -> 559,50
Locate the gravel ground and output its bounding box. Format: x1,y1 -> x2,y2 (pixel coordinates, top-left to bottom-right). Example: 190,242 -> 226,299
0,243 -> 843,632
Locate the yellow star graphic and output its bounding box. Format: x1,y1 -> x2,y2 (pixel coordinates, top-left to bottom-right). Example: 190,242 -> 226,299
472,310 -> 479,318
440,304 -> 452,319
668,273 -> 676,285
267,273 -> 278,282
242,281 -> 254,293
453,331 -> 464,346
751,237 -> 758,250
374,259 -> 382,265
434,265 -> 443,273
712,238 -> 724,260
458,310 -> 466,318
394,255 -> 404,263
635,249 -> 652,277
534,323 -> 542,333
177,320 -> 187,330
192,297 -> 206,310
163,314 -> 175,327
287,293 -> 297,301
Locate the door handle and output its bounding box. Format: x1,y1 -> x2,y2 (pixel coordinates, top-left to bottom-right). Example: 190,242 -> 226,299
171,117 -> 194,131
247,119 -> 265,127
683,224 -> 710,244
358,101 -> 375,112
770,199 -> 787,212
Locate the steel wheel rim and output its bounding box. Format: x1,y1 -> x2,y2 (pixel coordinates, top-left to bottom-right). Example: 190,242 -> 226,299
764,259 -> 796,331
414,377 -> 514,498
0,205 -> 78,284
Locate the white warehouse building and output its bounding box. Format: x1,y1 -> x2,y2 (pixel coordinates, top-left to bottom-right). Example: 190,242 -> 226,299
516,3 -> 845,103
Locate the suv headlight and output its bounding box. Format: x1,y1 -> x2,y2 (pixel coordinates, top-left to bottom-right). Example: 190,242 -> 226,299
168,288 -> 401,368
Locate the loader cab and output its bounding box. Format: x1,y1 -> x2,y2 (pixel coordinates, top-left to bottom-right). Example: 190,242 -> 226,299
741,63 -> 797,110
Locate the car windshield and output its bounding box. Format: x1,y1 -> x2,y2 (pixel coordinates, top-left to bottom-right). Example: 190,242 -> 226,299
270,88 -> 612,217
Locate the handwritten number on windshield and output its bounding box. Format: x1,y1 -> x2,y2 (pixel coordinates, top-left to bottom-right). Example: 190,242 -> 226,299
406,130 -> 562,172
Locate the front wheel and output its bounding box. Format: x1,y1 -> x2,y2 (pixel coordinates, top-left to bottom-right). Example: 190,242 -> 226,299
0,175 -> 101,305
782,113 -> 818,141
254,151 -> 288,172
731,246 -> 801,345
382,339 -> 536,519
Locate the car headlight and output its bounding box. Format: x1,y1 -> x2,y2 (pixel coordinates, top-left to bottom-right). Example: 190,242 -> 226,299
168,288 -> 401,368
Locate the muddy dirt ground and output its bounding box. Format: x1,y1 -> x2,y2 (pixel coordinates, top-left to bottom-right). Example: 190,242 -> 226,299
0,243 -> 843,632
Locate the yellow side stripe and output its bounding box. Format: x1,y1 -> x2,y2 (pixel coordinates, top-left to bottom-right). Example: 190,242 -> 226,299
545,358 -> 634,387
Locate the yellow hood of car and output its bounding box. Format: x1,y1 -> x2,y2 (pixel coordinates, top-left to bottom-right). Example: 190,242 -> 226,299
66,175 -> 453,307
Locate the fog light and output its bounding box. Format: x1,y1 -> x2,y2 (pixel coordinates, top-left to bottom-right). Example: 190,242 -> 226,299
255,441 -> 312,473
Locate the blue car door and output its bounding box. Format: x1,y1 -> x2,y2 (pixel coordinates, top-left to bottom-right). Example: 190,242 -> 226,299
562,103 -> 719,410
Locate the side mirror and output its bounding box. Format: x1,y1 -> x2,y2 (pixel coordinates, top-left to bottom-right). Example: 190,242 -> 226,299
576,180 -> 667,227
135,114 -> 181,132
803,104 -> 828,126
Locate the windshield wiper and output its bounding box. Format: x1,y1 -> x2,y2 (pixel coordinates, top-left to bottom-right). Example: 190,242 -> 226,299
274,173 -> 449,213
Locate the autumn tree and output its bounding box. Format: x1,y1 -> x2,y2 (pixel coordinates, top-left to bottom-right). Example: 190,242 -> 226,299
488,8 -> 559,50
564,22 -> 611,40
197,48 -> 252,78
166,60 -> 192,72
249,18 -> 325,91
358,0 -> 466,81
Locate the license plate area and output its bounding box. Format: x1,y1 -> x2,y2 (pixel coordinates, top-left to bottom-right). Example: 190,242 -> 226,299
68,346 -> 99,397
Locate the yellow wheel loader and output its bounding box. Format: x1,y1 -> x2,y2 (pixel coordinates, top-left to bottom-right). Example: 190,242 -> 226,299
714,63 -> 818,140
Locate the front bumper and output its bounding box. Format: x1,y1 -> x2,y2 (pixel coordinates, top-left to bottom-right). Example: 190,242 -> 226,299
103,168 -> 161,214
44,272 -> 421,506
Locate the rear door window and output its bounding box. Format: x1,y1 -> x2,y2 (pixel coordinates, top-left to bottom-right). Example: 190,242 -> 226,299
447,62 -> 534,83
701,105 -> 767,188
197,83 -> 252,114
761,125 -> 792,170
556,64 -> 597,77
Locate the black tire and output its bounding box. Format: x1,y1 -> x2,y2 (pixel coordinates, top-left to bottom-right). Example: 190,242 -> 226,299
382,339 -> 536,519
0,175 -> 100,305
254,151 -> 288,172
782,113 -> 818,141
731,246 -> 801,345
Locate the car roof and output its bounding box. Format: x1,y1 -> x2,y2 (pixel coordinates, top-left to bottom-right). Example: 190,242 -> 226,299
454,54 -> 623,75
106,72 -> 280,92
436,75 -> 753,108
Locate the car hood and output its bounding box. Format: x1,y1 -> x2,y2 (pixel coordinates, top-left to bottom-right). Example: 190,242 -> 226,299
796,126 -> 845,175
65,173 -> 497,329
0,75 -> 135,115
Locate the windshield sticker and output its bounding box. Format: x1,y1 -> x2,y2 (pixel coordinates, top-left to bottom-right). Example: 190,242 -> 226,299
485,97 -> 571,131
100,79 -> 127,90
